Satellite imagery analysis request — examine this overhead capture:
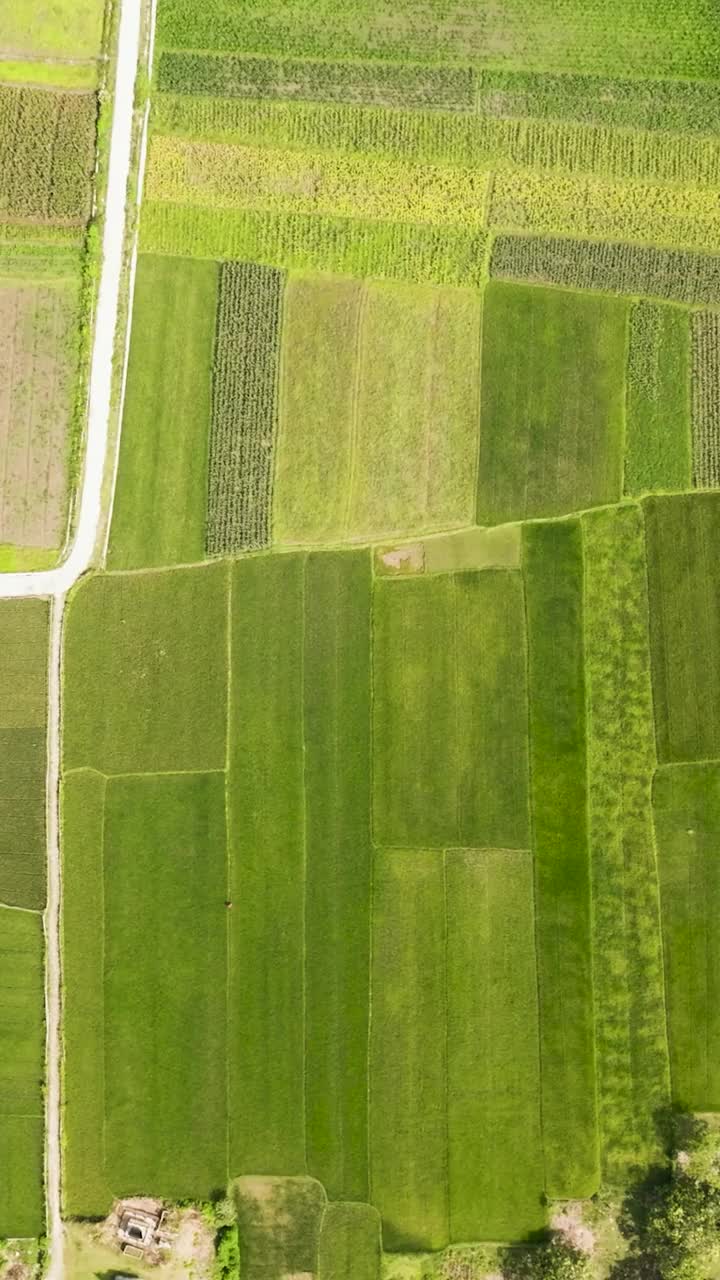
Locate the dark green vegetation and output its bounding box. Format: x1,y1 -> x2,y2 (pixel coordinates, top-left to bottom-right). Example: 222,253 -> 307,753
108,255 -> 218,569
645,493 -> 720,763
653,763 -> 720,1110
206,261 -> 284,554
524,520 -> 599,1199
0,598 -> 48,909
625,302 -> 691,496
477,283 -> 626,524
233,1176 -> 327,1280
0,908 -> 44,1237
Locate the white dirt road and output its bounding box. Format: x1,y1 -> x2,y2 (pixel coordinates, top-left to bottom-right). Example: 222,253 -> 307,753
0,0 -> 145,1275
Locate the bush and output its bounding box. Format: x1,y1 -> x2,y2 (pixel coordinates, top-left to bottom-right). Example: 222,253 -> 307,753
215,1223 -> 240,1280
501,1240 -> 591,1280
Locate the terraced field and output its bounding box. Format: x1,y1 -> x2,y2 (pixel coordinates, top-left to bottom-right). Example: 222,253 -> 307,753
55,0 -> 720,1277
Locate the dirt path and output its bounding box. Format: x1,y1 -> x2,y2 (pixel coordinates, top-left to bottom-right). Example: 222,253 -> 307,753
0,1 -> 145,1276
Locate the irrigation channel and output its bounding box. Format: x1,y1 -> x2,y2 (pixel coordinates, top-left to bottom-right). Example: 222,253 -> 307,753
0,0 -> 148,1272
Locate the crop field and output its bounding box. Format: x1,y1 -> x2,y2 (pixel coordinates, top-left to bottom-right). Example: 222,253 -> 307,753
0,907 -> 45,1237
0,0 -> 104,59
0,598 -> 48,910
57,0 -> 720,1273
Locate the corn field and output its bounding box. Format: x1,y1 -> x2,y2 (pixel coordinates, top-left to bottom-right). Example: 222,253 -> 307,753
691,311 -> 720,490
206,260 -> 283,554
0,86 -> 96,224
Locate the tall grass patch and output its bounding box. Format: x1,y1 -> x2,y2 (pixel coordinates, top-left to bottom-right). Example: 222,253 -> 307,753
523,519 -> 599,1199
228,555 -> 306,1174
303,551 -> 372,1202
478,282 -> 626,524
446,848 -> 544,1241
0,907 -> 44,1237
644,493 -> 720,763
653,763 -> 720,1110
103,773 -> 228,1197
370,848 -> 448,1251
108,255 -> 218,569
625,302 -> 691,496
583,506 -> 670,1181
63,564 -> 229,774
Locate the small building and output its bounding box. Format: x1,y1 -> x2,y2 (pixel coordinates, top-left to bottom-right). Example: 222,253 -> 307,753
116,1198 -> 163,1255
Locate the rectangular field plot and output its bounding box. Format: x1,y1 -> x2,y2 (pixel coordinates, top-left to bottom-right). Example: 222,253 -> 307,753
234,1176 -> 327,1280
370,849 -> 448,1252
691,310 -> 720,489
318,1203 -> 381,1280
228,554 -> 306,1175
477,282 -> 626,524
103,773 -> 228,1196
0,276 -> 79,551
524,519 -> 599,1199
625,302 -> 691,497
207,261 -> 283,554
373,572 -> 529,850
0,0 -> 104,57
63,564 -> 229,775
0,907 -> 44,1237
644,493 -> 720,763
653,763 -> 720,1110
303,551 -> 372,1202
0,85 -> 96,224
61,769 -> 109,1217
446,848 -> 543,1242
108,255 -> 218,570
583,506 -> 670,1180
0,598 -> 48,909
274,275 -> 481,545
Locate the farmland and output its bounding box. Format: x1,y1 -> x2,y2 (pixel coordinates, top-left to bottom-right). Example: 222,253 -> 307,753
51,0 -> 720,1276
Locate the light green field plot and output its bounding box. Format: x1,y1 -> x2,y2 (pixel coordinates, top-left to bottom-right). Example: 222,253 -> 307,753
275,275 -> 480,544
582,505 -> 670,1181
63,564 -> 228,774
523,519 -> 599,1199
373,572 -> 529,850
61,769 -> 109,1218
370,849 -> 448,1252
477,282 -> 626,524
653,763 -> 720,1111
318,1202 -> 382,1280
0,907 -> 44,1237
234,1176 -> 327,1280
0,59 -> 97,89
375,524 -> 521,577
156,0 -> 720,79
446,848 -> 544,1242
644,493 -> 720,764
108,255 -> 218,570
625,302 -> 691,497
304,551 -> 372,1202
228,555 -> 306,1175
0,597 -> 48,909
103,773 -> 228,1196
0,0 -> 104,57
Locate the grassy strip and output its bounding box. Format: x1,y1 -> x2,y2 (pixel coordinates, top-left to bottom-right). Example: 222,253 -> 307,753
372,577 -> 458,847
233,1176 -> 326,1280
478,282 -> 626,524
304,551 -> 372,1202
0,598 -> 48,909
523,519 -> 599,1198
644,493 -> 720,764
0,544 -> 58,569
446,848 -> 544,1241
0,908 -> 44,1237
156,53 -> 473,110
374,525 -> 521,577
582,505 -> 670,1182
691,311 -> 720,488
0,84 -> 96,222
317,1202 -> 382,1280
154,94 -> 720,188
625,302 -> 691,496
370,848 -> 448,1251
108,254 -> 218,569
455,572 -> 530,849
145,136 -> 490,229
60,769 -> 109,1217
228,555 -> 306,1174
653,763 -> 720,1110
206,261 -> 283,555
0,59 -> 98,89
103,773 -> 228,1196
140,202 -> 488,287
0,242 -> 81,280
63,565 -> 228,775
